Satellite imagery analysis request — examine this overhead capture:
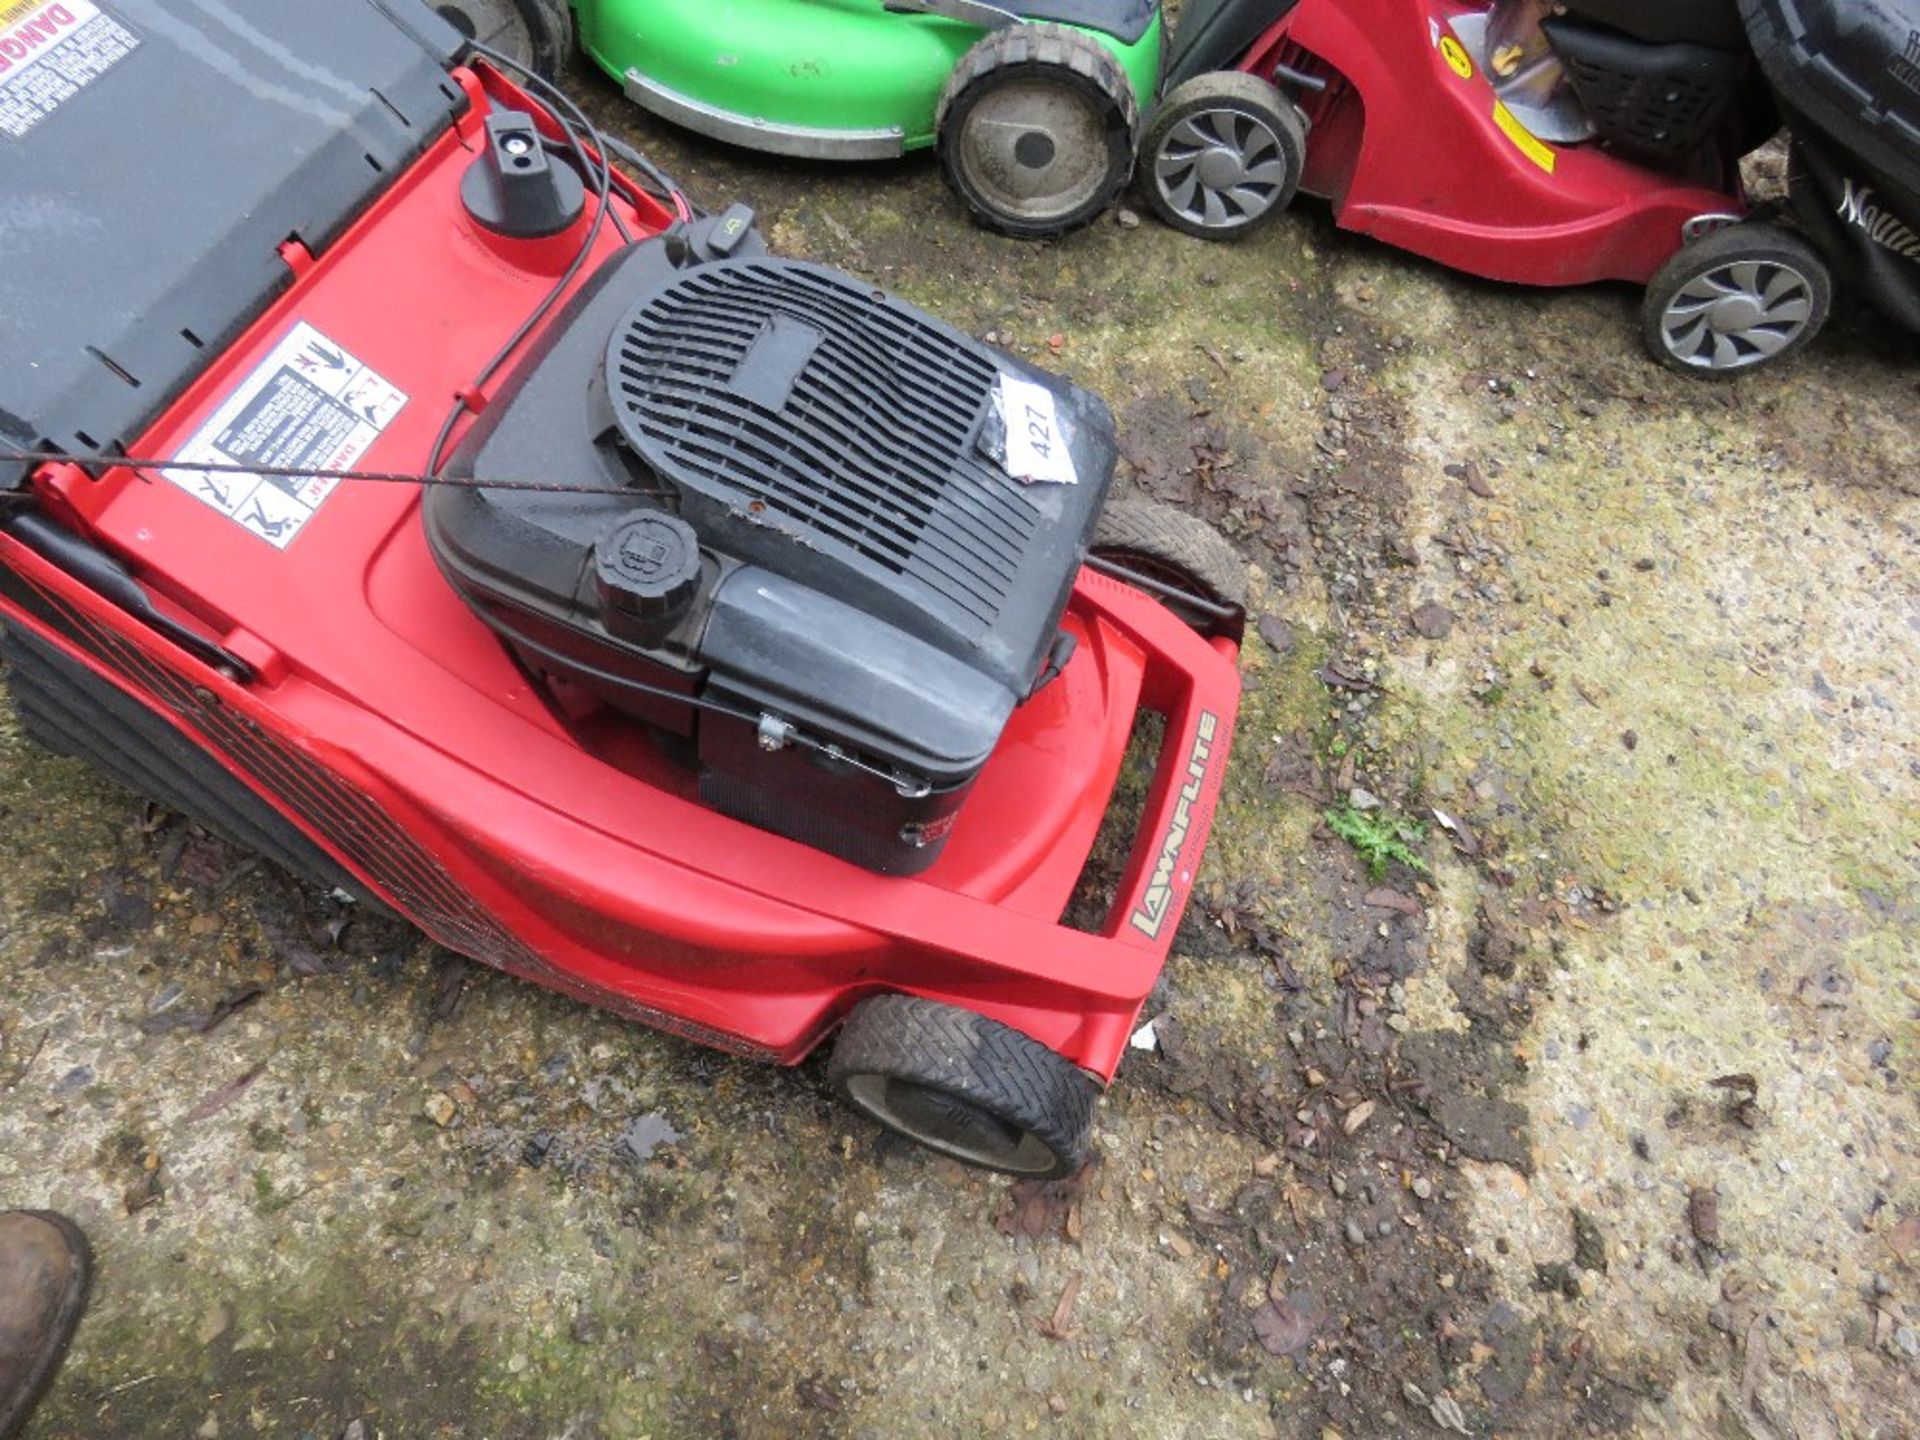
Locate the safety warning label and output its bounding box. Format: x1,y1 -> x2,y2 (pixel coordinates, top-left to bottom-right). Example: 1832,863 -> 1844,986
164,322 -> 408,550
0,0 -> 138,139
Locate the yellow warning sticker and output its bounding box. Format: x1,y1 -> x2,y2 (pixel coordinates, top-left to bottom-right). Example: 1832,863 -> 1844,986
1438,34 -> 1473,80
1493,100 -> 1557,173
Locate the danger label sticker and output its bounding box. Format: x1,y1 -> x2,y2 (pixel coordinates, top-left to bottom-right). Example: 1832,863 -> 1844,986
0,0 -> 138,139
164,322 -> 408,550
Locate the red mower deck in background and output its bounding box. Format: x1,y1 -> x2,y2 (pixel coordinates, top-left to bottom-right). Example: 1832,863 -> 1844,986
0,0 -> 1245,1176
1142,0 -> 1920,372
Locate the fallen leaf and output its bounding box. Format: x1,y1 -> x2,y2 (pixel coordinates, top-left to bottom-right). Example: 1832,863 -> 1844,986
1689,1186 -> 1721,1251
1034,1272 -> 1083,1340
1739,1314 -> 1768,1410
1250,1295 -> 1315,1356
428,954 -> 470,1025
1342,1099 -> 1378,1135
996,1157 -> 1101,1242
1316,663 -> 1381,693
1429,1393 -> 1472,1434
1363,887 -> 1422,916
1462,461 -> 1495,499
1187,1200 -> 1236,1233
195,983 -> 265,1036
1886,1213 -> 1920,1266
185,1060 -> 267,1123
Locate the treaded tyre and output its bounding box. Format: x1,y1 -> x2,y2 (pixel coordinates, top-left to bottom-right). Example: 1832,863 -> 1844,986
1642,222 -> 1832,376
1144,72 -> 1306,240
828,994 -> 1099,1177
433,0 -> 574,79
1092,497 -> 1248,638
937,24 -> 1140,239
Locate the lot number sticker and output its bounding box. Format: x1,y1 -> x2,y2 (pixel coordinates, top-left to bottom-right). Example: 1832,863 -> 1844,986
164,322 -> 408,550
0,0 -> 139,139
996,372 -> 1078,486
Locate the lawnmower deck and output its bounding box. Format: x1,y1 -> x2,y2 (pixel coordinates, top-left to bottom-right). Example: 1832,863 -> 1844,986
577,0 -> 1164,157
1259,0 -> 1746,286
5,64 -> 1239,1082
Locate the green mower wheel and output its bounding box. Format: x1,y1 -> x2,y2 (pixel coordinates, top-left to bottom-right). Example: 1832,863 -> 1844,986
937,23 -> 1140,239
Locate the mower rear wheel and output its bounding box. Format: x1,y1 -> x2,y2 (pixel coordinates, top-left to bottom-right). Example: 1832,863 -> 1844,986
937,24 -> 1139,239
1642,223 -> 1832,376
1144,73 -> 1306,241
434,0 -> 573,79
1092,498 -> 1247,637
828,995 -> 1099,1177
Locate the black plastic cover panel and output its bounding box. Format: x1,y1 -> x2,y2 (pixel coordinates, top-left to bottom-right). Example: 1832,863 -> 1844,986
0,0 -> 467,486
1741,0 -> 1920,200
1003,0 -> 1158,47
1166,0 -> 1303,88
1563,0 -> 1746,49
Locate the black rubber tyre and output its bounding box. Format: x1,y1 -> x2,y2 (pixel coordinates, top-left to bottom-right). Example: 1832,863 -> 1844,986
937,24 -> 1139,239
1641,222 -> 1832,376
828,994 -> 1099,1177
434,0 -> 574,79
1091,498 -> 1248,636
1143,72 -> 1306,241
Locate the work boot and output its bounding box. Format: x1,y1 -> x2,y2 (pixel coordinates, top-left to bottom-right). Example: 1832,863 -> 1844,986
0,1211 -> 91,1440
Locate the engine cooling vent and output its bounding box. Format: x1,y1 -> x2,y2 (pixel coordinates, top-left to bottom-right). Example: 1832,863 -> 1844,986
604,258 -> 1038,630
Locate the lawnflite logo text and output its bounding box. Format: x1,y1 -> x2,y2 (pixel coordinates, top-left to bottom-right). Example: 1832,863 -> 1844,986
1838,177 -> 1920,262
1130,710 -> 1221,939
0,1 -> 80,71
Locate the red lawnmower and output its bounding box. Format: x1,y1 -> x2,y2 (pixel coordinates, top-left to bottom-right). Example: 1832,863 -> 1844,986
1141,0 -> 1920,373
0,1 -> 1245,1176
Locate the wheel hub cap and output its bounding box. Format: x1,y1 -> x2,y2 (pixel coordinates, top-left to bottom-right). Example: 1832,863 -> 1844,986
1154,107 -> 1292,231
1660,258 -> 1815,371
1707,294 -> 1764,332
842,1074 -> 1058,1174
1195,146 -> 1250,190
959,81 -> 1109,219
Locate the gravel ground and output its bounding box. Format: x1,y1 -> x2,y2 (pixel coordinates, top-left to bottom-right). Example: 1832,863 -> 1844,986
2,56 -> 1916,1440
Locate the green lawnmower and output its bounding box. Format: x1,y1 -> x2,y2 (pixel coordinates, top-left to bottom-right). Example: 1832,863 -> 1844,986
432,0 -> 1164,238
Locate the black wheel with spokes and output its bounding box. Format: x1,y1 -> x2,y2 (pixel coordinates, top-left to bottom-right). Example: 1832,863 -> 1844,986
1143,72 -> 1306,241
828,994 -> 1098,1177
1642,223 -> 1832,376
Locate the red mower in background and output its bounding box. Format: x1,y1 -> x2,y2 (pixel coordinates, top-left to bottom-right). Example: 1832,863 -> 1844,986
1141,0 -> 1920,373
0,0 -> 1246,1176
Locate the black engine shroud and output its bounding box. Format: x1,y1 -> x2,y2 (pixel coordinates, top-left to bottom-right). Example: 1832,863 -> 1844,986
426,224 -> 1117,873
